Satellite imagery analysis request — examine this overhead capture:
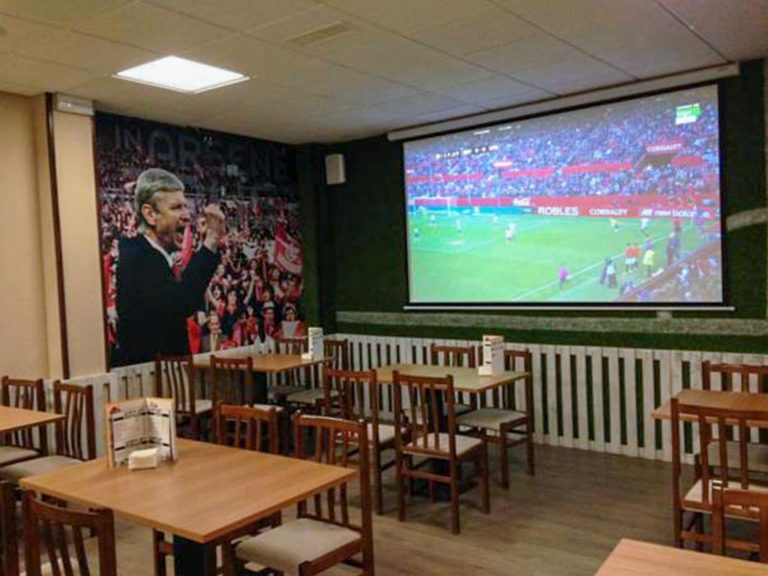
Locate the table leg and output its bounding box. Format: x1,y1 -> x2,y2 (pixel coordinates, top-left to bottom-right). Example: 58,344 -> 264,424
252,372 -> 268,405
174,536 -> 217,576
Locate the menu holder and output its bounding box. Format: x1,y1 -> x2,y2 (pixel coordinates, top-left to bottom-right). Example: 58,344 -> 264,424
302,327 -> 324,361
478,335 -> 505,376
105,397 -> 178,469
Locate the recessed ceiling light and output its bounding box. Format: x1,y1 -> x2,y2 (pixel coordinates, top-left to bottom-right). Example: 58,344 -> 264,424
114,56 -> 248,94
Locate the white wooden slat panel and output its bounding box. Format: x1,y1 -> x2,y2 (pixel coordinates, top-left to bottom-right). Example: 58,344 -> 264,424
743,353 -> 763,443
530,344 -> 545,444
589,346 -> 606,453
639,349 -> 656,460
703,351 -> 723,390
544,345 -> 558,446
622,348 -> 638,458
575,348 -> 589,451
670,350 -> 693,465
606,348 -> 621,454
656,350 -> 673,462
687,351 -> 703,457
559,346 -> 574,449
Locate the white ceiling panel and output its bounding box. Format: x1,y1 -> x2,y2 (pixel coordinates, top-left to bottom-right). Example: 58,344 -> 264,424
478,88 -> 553,111
74,2 -> 231,53
0,13 -> 65,56
320,0 -> 493,33
406,6 -> 538,56
246,5 -> 388,56
325,36 -> 493,90
67,76 -> 188,109
146,0 -> 319,32
0,0 -> 131,28
437,74 -> 547,104
468,33 -> 591,75
0,78 -> 44,96
415,103 -> 488,123
0,53 -> 96,92
660,0 -> 768,61
512,56 -> 632,90
373,92 -> 468,117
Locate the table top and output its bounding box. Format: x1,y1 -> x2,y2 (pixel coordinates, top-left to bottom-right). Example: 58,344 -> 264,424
0,406 -> 64,434
192,352 -> 328,373
21,439 -> 355,543
595,539 -> 768,575
652,390 -> 768,426
376,363 -> 529,394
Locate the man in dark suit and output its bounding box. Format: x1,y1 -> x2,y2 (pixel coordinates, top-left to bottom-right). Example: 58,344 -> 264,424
115,168 -> 226,366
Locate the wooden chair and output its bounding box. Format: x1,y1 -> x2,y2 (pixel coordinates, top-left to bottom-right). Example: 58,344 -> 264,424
324,368 -> 398,515
671,398 -> 768,550
0,382 -> 95,484
429,344 -> 476,417
713,485 -> 768,561
285,339 -> 351,409
233,413 -> 374,575
699,362 -> 768,473
272,337 -> 312,401
324,338 -> 350,371
457,349 -> 535,487
0,377 -> 47,466
155,355 -> 212,440
210,356 -> 254,407
0,481 -> 18,576
393,371 -> 490,535
154,402 -> 282,576
22,490 -> 116,576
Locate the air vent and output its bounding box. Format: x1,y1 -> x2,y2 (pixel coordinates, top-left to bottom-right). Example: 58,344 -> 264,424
286,21 -> 354,47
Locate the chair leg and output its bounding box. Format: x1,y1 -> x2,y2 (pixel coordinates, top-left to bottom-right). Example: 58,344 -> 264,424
153,530 -> 168,576
450,460 -> 460,535
499,428 -> 510,489
190,415 -> 200,441
694,514 -> 704,552
373,447 -> 384,515
480,444 -> 490,514
673,507 -> 683,548
396,455 -> 406,523
526,421 -> 535,476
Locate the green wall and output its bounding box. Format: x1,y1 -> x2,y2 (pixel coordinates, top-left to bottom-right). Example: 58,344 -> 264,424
311,60 -> 767,352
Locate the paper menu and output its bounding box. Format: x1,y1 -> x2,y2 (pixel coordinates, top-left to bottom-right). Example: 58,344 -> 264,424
105,397 -> 177,469
478,335 -> 505,376
302,327 -> 324,361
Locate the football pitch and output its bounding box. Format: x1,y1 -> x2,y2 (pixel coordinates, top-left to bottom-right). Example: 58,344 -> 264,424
408,211 -> 711,303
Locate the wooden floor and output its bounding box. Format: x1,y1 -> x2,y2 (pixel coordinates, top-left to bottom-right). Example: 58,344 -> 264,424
104,444 -> 673,575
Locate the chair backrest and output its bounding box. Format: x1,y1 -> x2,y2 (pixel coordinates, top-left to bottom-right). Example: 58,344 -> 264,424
392,371 -> 457,456
1,377 -> 46,451
293,414 -> 371,534
702,361 -> 768,392
503,349 -> 534,413
154,355 -> 197,414
323,338 -> 350,371
22,490 -> 116,576
275,336 -> 307,355
430,344 -> 476,368
215,402 -> 279,454
210,356 -> 253,405
714,487 -> 768,560
323,368 -> 379,432
0,482 -> 18,576
671,398 -> 768,511
53,382 -> 96,461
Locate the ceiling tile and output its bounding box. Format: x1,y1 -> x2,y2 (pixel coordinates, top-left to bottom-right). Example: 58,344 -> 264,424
659,0 -> 768,61
21,32 -> 158,74
324,36 -> 493,91
146,0 -> 319,32
0,79 -> 44,96
67,76 -> 188,109
467,33 -> 587,75
321,0 -> 494,33
0,53 -> 96,91
74,2 -> 231,53
478,88 -> 553,111
512,57 -> 631,90
246,5 -> 388,56
437,75 -> 543,104
406,6 -> 538,56
0,0 -> 131,28
0,13 -> 65,56
373,92 -> 467,117
543,72 -> 634,96
415,103 -> 488,123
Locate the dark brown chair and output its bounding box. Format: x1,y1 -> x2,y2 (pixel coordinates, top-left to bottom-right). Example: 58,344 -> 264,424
671,398 -> 768,550
324,368 -> 398,515
273,336 -> 312,400
155,355 -> 212,440
210,356 -> 255,407
0,481 -> 18,576
22,490 -> 116,576
233,413 -> 374,575
0,377 -> 47,466
0,382 -> 96,484
714,485 -> 768,561
324,338 -> 350,371
457,349 -> 535,487
429,344 -> 476,417
393,371 -> 490,535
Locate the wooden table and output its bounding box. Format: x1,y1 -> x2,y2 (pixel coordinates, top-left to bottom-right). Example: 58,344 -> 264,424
596,538 -> 768,575
192,352 -> 327,373
652,390 -> 768,426
376,363 -> 529,394
21,438 -> 355,576
0,406 -> 63,434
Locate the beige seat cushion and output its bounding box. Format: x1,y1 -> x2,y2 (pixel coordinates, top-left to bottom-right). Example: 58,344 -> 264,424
269,385 -> 307,398
288,389 -> 336,405
403,433 -> 482,457
457,408 -> 527,431
705,442 -> 768,473
0,455 -> 81,483
236,518 -> 361,576
684,479 -> 768,516
250,403 -> 284,413
0,445 -> 39,466
455,404 -> 474,416
194,399 -> 213,414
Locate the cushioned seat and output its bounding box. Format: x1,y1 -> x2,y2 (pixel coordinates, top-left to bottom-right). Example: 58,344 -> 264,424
287,388 -> 336,405
0,455 -> 81,483
193,399 -> 213,414
269,385 -> 307,398
235,517 -> 361,576
403,433 -> 482,457
457,408 -> 527,431
684,478 -> 768,515
250,403 -> 283,412
0,445 -> 39,466
705,441 -> 768,473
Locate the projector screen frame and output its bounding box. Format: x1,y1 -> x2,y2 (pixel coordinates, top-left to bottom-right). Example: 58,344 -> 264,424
401,79 -> 732,311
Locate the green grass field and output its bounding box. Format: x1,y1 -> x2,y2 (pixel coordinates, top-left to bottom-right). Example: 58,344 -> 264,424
408,211 -> 713,303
